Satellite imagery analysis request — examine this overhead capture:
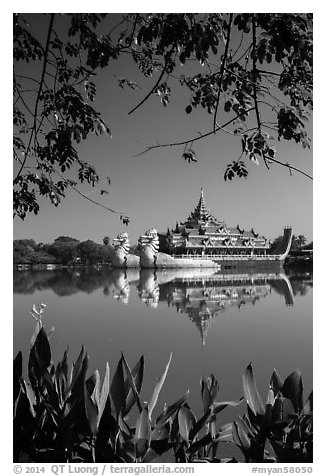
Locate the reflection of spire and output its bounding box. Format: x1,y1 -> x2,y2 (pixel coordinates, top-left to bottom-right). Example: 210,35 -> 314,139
158,273 -> 287,345
194,310 -> 213,347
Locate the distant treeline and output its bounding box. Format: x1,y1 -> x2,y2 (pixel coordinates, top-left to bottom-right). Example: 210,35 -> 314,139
13,236 -> 114,265
14,234 -> 312,266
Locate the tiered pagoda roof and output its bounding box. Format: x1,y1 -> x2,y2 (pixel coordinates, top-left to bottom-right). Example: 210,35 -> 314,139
160,188 -> 269,253
184,188 -> 223,227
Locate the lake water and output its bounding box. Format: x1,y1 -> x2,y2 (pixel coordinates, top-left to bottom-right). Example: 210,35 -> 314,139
13,267 -> 313,424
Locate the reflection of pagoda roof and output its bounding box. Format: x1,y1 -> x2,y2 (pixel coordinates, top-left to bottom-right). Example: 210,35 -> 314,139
162,279 -> 273,345
187,306 -> 220,346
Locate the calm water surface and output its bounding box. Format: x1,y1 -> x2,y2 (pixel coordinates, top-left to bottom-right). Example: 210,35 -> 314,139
13,267 -> 313,421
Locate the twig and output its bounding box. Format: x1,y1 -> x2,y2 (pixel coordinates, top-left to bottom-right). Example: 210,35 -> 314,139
134,107 -> 256,156
41,158 -> 127,215
262,154 -> 312,180
128,59 -> 168,115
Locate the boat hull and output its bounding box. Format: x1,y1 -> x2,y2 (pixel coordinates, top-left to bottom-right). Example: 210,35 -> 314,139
112,252 -> 285,269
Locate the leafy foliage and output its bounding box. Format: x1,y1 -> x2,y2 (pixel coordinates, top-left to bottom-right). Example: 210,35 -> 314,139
14,312 -> 312,463
270,234 -> 308,254
14,13 -> 312,220
233,364 -> 312,463
14,237 -> 112,265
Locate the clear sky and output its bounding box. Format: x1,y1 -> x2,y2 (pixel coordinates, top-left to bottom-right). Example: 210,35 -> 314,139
13,12 -> 313,246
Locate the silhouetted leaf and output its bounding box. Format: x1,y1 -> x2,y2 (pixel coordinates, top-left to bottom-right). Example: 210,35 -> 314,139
272,396 -> 295,422
303,391 -> 313,414
282,369 -> 303,413
270,369 -> 284,396
110,357 -> 126,418
84,369 -> 99,435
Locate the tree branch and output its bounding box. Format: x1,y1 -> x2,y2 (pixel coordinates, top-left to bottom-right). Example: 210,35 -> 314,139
14,13 -> 55,182
41,158 -> 128,216
262,154 -> 313,180
128,59 -> 168,115
213,13 -> 233,131
134,107 -> 256,156
251,14 -> 262,132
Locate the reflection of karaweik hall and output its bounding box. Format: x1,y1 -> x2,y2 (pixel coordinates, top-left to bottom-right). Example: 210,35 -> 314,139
13,267 -> 296,345
112,268 -> 295,345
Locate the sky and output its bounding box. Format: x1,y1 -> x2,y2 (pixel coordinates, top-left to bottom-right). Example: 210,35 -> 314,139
12,12 -> 313,246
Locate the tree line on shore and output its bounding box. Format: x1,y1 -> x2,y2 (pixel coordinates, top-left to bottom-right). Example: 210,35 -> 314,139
13,234 -> 312,266
13,236 -> 112,265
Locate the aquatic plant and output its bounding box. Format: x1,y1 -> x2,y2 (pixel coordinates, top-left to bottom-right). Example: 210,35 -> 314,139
13,307 -> 312,463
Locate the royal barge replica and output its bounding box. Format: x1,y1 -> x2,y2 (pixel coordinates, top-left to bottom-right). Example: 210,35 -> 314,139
109,189 -> 292,269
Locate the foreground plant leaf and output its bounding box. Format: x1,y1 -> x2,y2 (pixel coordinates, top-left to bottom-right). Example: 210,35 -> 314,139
110,356 -> 126,418
148,353 -> 172,419
282,369 -> 303,413
135,405 -> 151,460
270,369 -> 284,396
243,363 -> 265,416
124,355 -> 144,415
155,391 -> 189,429
98,362 -> 110,423
178,406 -> 196,443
